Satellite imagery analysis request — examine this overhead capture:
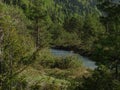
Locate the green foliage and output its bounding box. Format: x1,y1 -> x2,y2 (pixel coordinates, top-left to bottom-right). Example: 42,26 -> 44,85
53,56 -> 82,69
54,0 -> 98,18
81,13 -> 105,51
64,16 -> 84,32
0,2 -> 35,89
94,0 -> 120,68
18,67 -> 70,90
81,65 -> 120,90
35,48 -> 56,68
1,0 -> 120,90
34,48 -> 82,69
53,29 -> 81,47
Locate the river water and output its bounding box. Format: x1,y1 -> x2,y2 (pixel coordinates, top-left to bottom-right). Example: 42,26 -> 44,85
50,49 -> 97,69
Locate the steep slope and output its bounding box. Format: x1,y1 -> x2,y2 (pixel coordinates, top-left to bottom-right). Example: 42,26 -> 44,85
54,0 -> 98,16
41,0 -> 98,23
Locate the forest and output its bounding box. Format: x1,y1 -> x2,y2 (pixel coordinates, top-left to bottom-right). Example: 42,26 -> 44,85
0,0 -> 120,90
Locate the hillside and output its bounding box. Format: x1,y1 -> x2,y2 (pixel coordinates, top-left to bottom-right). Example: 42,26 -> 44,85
1,0 -> 120,90
39,0 -> 99,23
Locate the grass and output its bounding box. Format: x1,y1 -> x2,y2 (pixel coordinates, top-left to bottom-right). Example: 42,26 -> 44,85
18,66 -> 70,89
17,48 -> 90,90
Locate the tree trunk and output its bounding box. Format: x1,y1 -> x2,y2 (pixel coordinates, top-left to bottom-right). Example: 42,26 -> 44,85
115,60 -> 118,79
35,19 -> 40,48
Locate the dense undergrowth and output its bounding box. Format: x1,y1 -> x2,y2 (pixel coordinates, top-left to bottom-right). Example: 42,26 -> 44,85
0,0 -> 120,90
16,48 -> 90,90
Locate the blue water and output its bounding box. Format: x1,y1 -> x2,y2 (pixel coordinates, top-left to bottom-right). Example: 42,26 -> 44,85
50,49 -> 97,69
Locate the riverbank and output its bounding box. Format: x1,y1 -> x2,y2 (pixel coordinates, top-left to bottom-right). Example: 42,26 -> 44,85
51,46 -> 94,60
50,48 -> 97,69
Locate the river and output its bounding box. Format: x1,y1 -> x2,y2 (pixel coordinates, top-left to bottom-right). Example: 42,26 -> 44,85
50,49 -> 97,69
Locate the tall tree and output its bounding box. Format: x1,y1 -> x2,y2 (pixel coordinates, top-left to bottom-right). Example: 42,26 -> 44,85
28,0 -> 47,48
96,0 -> 120,78
0,3 -> 35,89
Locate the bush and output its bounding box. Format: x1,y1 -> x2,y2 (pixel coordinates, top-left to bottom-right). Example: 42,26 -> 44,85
34,48 -> 82,69
53,56 -> 82,69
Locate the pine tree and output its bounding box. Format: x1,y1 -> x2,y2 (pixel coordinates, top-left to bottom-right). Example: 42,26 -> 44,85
96,0 -> 120,79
